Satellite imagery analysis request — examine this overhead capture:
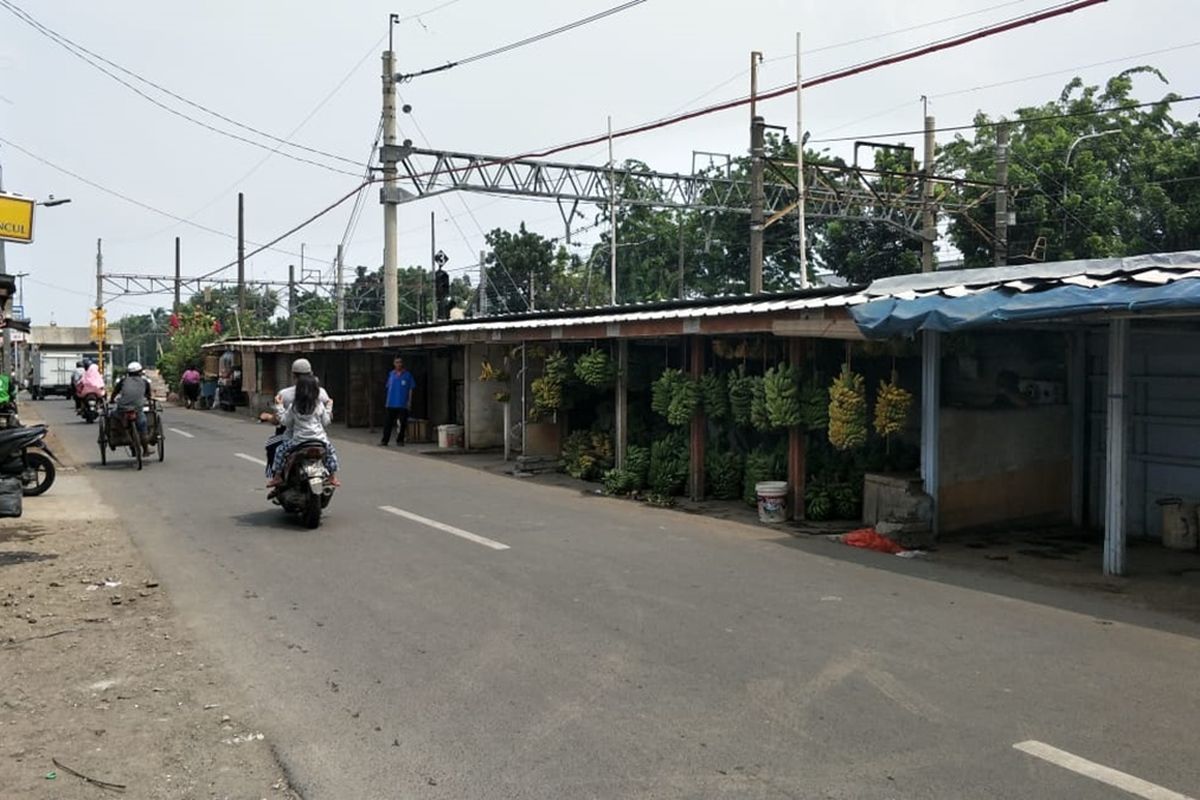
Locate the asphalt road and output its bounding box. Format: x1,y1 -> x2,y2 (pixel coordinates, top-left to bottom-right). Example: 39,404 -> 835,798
36,398 -> 1200,799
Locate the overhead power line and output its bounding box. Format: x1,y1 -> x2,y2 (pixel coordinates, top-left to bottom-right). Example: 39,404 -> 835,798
431,0 -> 1106,170
397,0 -> 649,81
0,0 -> 366,175
0,134 -> 311,260
808,94 -> 1200,143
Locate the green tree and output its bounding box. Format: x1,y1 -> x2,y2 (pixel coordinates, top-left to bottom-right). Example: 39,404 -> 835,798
813,145 -> 923,284
114,308 -> 170,368
942,68 -> 1200,265
483,224 -> 583,312
184,285 -> 278,337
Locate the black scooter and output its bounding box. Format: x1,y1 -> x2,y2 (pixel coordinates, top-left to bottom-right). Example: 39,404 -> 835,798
77,394 -> 101,424
0,424 -> 62,496
266,428 -> 335,529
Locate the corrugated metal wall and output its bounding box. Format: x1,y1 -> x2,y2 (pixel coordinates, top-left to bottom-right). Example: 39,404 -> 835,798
1088,324 -> 1200,539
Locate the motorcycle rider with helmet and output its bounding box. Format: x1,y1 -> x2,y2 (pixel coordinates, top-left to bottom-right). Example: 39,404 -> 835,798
110,362 -> 153,447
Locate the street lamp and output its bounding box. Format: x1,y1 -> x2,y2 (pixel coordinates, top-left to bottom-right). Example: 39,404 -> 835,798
1061,129 -> 1120,253
38,196 -> 71,208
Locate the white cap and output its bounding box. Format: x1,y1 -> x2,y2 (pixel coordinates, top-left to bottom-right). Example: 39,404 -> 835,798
291,358 -> 312,374
127,361 -> 143,373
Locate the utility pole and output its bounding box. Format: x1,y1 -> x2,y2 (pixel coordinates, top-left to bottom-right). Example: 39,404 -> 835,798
677,211 -> 685,300
749,51 -> 765,294
921,114 -> 937,272
795,32 -> 809,289
237,192 -> 246,315
173,237 -> 182,314
335,243 -> 345,330
994,123 -> 1010,267
95,239 -> 104,378
478,249 -> 488,316
288,264 -> 296,336
0,161 -> 9,375
381,14 -> 400,327
429,211 -> 437,321
608,115 -> 617,306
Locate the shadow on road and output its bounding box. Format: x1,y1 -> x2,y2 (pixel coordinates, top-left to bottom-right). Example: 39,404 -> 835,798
768,533 -> 1200,640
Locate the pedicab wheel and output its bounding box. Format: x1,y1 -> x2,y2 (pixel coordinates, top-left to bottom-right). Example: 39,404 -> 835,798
132,439 -> 143,471
98,423 -> 108,466
158,427 -> 166,462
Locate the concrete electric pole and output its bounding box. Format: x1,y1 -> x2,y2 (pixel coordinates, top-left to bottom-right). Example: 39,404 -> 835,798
381,14 -> 400,328
335,243 -> 345,330
921,114 -> 937,273
749,51 -> 765,294
994,123 -> 1010,267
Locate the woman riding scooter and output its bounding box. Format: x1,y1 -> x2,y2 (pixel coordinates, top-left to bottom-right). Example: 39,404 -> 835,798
265,358 -> 339,488
76,362 -> 105,419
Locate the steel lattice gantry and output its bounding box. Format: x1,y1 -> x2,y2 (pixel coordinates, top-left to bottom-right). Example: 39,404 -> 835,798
395,146 -> 995,240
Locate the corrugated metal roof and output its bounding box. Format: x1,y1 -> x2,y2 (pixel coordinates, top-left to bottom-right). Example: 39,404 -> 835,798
219,288 -> 871,350
30,325 -> 124,347
852,253 -> 1200,337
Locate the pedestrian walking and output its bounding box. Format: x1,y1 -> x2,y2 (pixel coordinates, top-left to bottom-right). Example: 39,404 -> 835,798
380,356 -> 415,446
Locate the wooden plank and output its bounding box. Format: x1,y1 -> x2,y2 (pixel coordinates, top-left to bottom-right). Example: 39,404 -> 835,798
689,336 -> 706,501
787,339 -> 807,520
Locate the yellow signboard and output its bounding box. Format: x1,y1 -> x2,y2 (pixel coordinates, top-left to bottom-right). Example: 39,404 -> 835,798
0,193 -> 35,244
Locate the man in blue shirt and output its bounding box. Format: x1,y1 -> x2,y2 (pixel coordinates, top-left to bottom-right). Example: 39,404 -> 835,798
381,356 -> 416,446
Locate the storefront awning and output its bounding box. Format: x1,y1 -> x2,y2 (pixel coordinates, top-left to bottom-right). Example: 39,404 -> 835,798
851,262 -> 1200,338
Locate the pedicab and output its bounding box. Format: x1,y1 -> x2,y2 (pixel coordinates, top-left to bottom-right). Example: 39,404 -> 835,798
98,397 -> 166,470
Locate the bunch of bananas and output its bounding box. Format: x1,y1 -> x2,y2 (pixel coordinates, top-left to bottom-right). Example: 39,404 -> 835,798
742,447 -> 784,506
763,363 -> 802,428
652,368 -> 682,418
603,468 -> 638,496
649,431 -> 689,496
828,365 -> 868,450
750,377 -> 771,432
873,371 -> 913,437
667,378 -> 699,427
478,358 -> 500,382
575,348 -> 615,387
799,379 -> 829,431
544,351 -> 572,383
652,369 -> 699,426
530,376 -> 563,418
700,371 -> 729,420
706,449 -> 744,501
728,366 -> 755,427
626,444 -> 650,488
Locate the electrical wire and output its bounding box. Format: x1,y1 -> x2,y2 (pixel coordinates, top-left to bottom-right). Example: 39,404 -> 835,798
398,0 -> 1107,182
397,0 -> 649,81
808,94 -> 1200,143
0,134 -> 311,260
0,0 -> 366,175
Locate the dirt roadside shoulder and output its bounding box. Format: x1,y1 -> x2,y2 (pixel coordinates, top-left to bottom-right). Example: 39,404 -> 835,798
1,417 -> 302,799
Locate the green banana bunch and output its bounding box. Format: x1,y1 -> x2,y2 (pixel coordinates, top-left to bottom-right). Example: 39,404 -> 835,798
700,371 -> 729,420
728,366 -> 755,427
750,376 -> 771,432
575,348 -> 615,387
799,378 -> 829,431
763,363 -> 802,428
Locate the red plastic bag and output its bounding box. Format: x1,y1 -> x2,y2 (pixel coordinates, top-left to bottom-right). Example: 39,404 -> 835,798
842,528 -> 905,555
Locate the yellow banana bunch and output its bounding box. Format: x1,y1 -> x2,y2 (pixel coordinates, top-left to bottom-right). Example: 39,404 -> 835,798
873,371 -> 912,437
828,365 -> 867,450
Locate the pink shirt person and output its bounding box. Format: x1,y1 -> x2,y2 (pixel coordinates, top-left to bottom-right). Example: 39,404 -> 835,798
77,364 -> 105,397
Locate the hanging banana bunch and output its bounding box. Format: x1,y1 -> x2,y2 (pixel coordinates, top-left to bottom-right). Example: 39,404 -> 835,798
828,364 -> 867,450
700,370 -> 729,421
750,376 -> 772,432
763,363 -> 802,428
728,365 -> 755,427
873,370 -> 913,437
799,378 -> 829,431
575,348 -> 615,387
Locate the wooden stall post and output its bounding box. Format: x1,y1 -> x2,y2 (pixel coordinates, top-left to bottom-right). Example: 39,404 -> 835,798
787,338 -> 807,520
689,336 -> 706,501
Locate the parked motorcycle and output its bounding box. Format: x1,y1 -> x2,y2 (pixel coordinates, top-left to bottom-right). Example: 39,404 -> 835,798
77,393 -> 101,424
269,438 -> 335,528
0,424 -> 62,496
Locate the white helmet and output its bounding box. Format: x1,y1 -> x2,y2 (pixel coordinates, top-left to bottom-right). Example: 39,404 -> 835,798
291,358 -> 312,375
127,361 -> 143,374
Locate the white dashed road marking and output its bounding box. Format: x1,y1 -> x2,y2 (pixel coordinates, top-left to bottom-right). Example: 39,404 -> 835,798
1014,740 -> 1195,800
169,428 -> 195,439
234,452 -> 267,467
380,506 -> 510,551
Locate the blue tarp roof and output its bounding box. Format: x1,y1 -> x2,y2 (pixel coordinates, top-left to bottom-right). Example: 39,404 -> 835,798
851,278 -> 1200,338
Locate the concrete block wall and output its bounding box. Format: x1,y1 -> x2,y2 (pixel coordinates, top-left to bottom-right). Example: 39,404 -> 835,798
465,343 -> 509,449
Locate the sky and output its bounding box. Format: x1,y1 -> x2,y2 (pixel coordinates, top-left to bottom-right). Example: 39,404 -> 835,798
0,0 -> 1196,325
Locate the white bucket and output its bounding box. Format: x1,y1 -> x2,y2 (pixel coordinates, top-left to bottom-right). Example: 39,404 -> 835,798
755,481 -> 789,524
1159,498 -> 1199,550
437,424 -> 464,449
